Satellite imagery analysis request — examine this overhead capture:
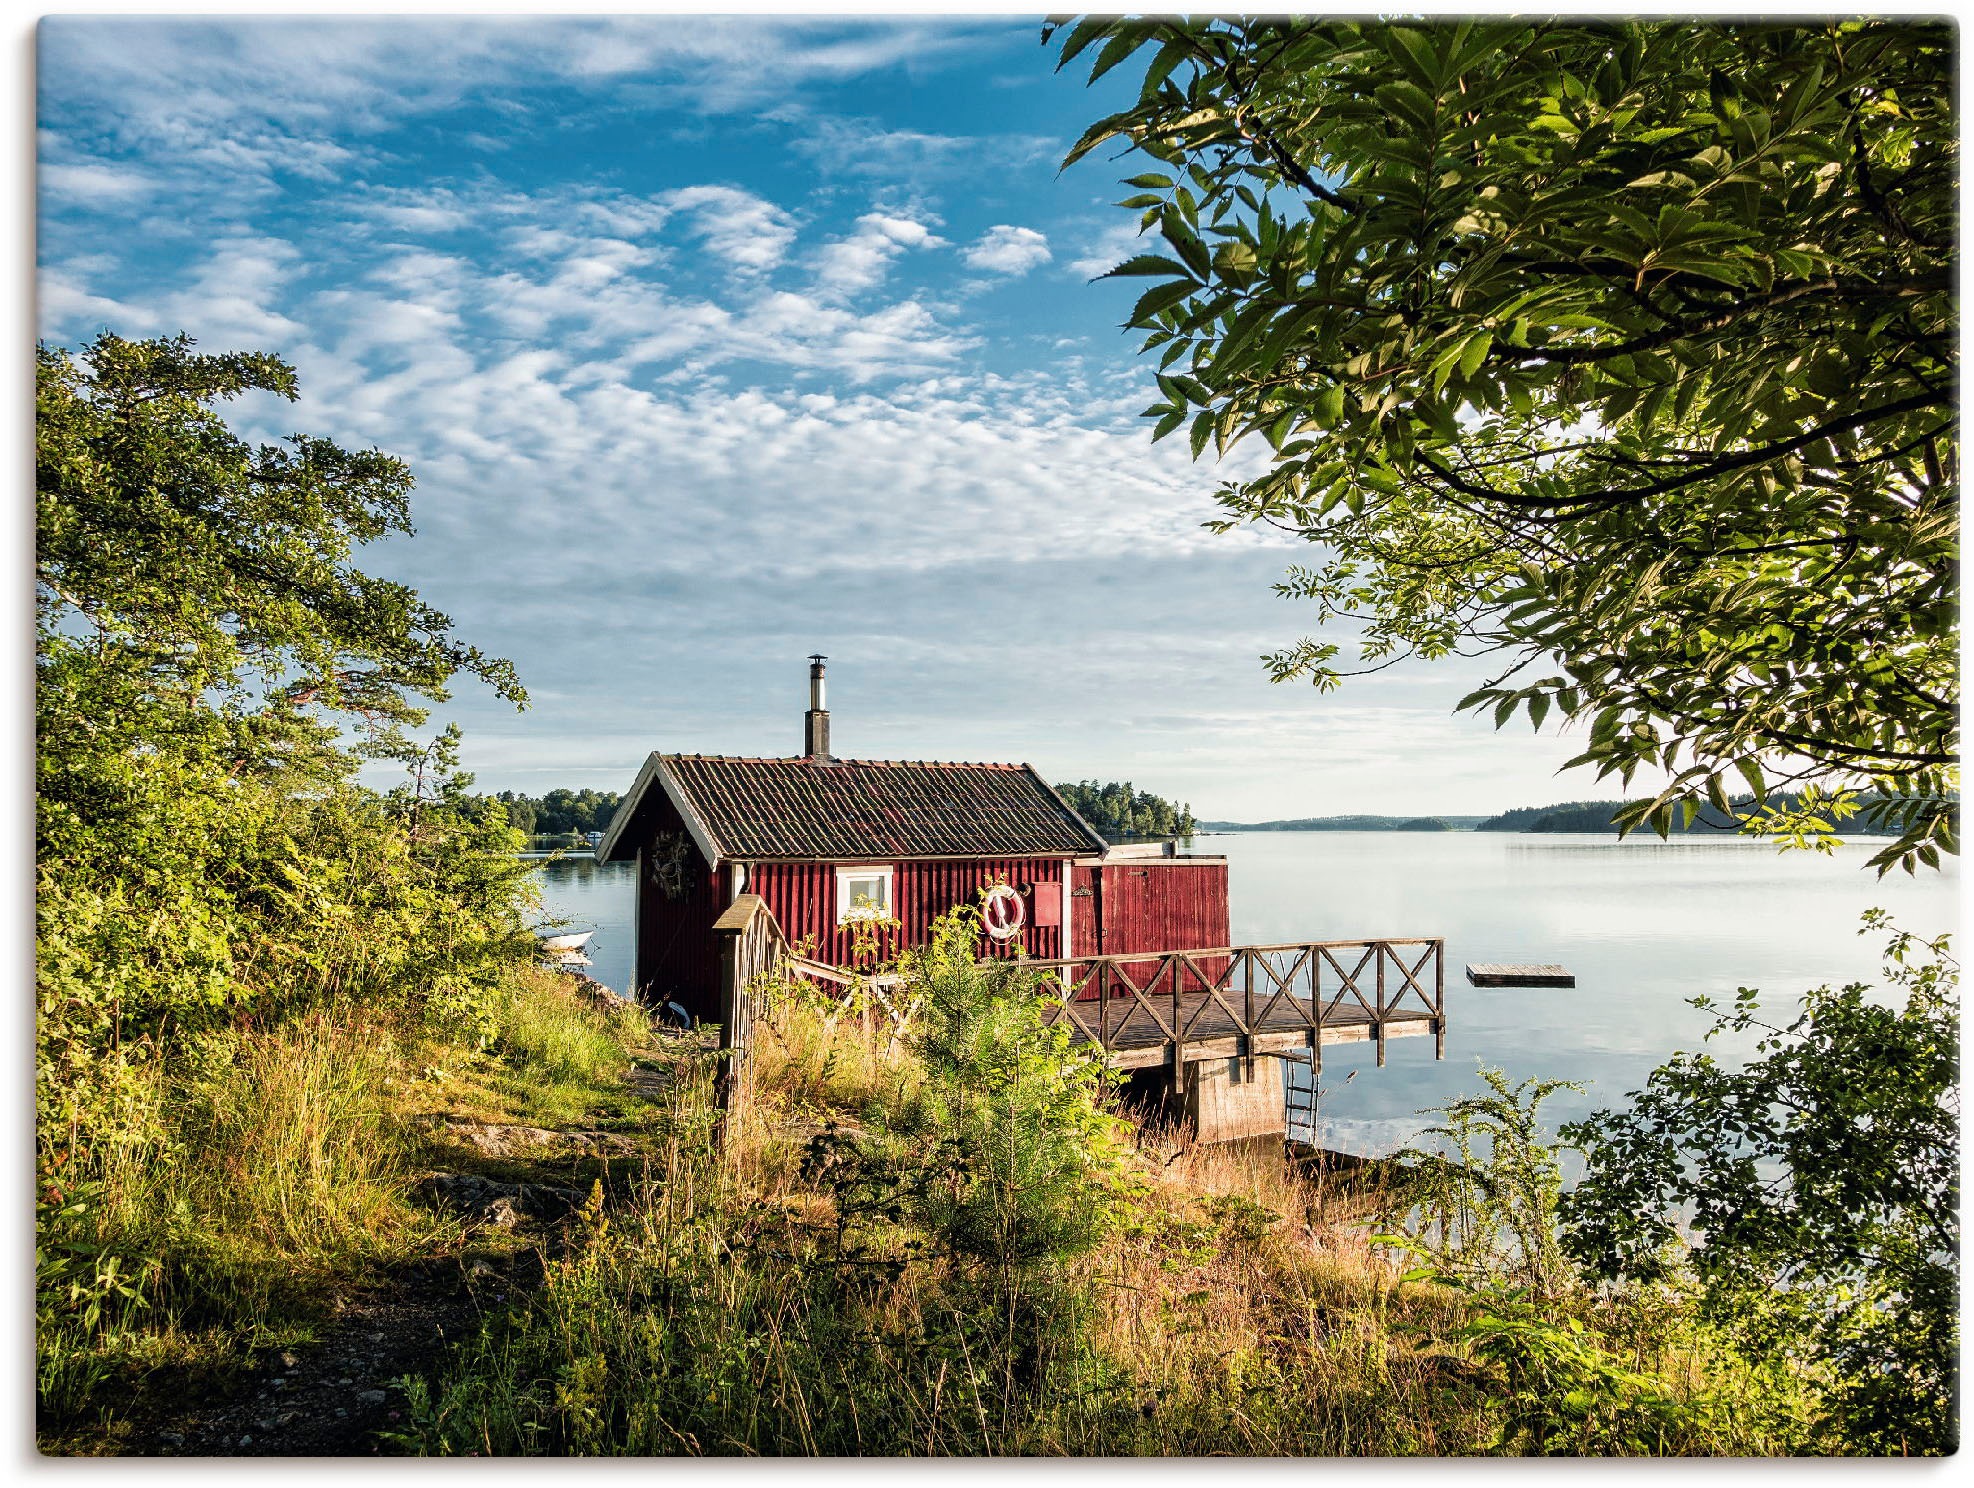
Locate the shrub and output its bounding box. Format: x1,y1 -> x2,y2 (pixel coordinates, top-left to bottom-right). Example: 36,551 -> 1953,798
1561,914 -> 1960,1455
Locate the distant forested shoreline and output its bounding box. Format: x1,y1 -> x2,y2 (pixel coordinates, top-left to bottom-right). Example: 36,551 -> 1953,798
1202,794 -> 1928,837
492,788 -> 621,839
1200,814 -> 1482,832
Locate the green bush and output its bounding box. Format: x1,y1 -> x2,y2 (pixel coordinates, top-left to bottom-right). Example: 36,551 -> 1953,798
1561,914 -> 1960,1455
881,906 -> 1134,1281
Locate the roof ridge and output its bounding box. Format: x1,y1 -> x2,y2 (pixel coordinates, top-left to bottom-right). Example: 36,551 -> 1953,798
659,752 -> 1026,770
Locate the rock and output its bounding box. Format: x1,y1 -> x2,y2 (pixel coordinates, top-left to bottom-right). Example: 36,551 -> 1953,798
413,1172 -> 581,1228
357,1390 -> 388,1405
424,1116 -> 637,1158
239,1436 -> 252,1448
337,1378 -> 354,1387
481,1196 -> 525,1229
279,1351 -> 300,1368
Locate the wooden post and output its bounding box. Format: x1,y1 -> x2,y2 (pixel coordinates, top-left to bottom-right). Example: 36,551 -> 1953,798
710,894 -> 769,1152
1098,961 -> 1109,1053
712,931 -> 743,1148
1170,955 -> 1184,1079
1434,938 -> 1446,1060
1375,942 -> 1388,1068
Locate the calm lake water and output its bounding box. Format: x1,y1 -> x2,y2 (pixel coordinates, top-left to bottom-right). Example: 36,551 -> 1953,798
531,833 -> 1958,1154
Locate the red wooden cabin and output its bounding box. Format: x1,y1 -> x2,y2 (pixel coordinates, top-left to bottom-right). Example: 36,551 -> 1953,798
595,659 -> 1231,1021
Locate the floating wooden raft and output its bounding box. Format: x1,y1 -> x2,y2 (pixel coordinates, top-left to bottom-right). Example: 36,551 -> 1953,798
1466,963 -> 1575,988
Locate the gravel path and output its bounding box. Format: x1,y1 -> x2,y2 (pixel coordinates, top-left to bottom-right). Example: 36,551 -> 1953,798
112,1260 -> 519,1457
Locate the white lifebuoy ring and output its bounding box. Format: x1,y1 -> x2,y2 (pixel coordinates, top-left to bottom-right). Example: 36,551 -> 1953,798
982,884 -> 1026,941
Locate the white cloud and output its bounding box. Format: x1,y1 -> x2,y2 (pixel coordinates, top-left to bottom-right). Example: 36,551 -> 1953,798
35,16 -> 1004,209
38,160 -> 157,206
166,236 -> 309,348
38,269 -> 143,339
1066,220 -> 1150,279
358,190 -> 477,235
783,112 -> 1055,177
661,186 -> 798,273
813,211 -> 946,298
962,224 -> 1052,275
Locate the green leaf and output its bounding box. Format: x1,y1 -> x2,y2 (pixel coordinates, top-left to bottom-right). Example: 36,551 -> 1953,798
1099,254 -> 1194,280
1733,757 -> 1766,801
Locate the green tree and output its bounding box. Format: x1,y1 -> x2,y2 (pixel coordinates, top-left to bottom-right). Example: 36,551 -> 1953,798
1055,779 -> 1196,840
37,333 -> 531,1114
496,790 -> 539,836
1559,914 -> 1959,1454
1050,18 -> 1956,873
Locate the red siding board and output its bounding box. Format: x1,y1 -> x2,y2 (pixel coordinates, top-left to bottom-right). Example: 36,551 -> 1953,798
747,857 -> 1067,969
628,797 -> 1226,1025
1070,860 -> 1230,999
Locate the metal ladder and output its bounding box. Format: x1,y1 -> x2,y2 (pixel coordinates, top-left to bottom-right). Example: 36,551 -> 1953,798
1282,1054 -> 1318,1146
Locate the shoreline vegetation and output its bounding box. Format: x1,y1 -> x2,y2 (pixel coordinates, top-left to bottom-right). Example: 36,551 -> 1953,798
40,907 -> 1956,1458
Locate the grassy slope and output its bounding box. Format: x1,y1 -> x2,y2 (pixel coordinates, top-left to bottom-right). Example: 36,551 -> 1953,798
37,966 -> 663,1455
45,971 -> 1808,1458
396,1000 -> 1805,1457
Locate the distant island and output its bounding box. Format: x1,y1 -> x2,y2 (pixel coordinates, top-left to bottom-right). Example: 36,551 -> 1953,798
1474,794 -> 1912,836
1203,794 -> 1918,837
1053,780 -> 1196,842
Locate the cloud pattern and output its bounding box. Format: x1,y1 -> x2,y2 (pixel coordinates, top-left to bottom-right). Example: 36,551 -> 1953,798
35,15 -> 1593,815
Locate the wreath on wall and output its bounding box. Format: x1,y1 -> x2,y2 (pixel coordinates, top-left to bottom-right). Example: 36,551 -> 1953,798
650,831 -> 694,902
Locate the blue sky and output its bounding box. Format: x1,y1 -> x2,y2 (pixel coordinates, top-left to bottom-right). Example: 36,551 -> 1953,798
35,11 -> 1595,819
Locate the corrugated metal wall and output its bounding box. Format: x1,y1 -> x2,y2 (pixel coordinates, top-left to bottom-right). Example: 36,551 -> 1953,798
749,857 -> 1066,966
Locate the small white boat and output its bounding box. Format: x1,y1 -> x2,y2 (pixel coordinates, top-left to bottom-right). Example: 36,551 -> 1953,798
536,929 -> 595,953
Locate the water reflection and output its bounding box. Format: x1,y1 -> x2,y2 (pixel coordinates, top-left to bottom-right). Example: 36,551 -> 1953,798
528,855 -> 638,996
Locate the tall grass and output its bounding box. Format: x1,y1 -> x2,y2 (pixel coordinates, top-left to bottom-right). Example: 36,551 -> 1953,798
38,968 -> 653,1443
477,971 -> 652,1125
400,952 -> 1818,1458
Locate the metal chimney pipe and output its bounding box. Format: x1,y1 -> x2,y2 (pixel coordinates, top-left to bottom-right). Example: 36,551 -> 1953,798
804,654 -> 831,759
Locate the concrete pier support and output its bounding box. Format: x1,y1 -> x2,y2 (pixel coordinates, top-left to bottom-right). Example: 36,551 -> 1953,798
1117,1055 -> 1295,1143
1183,1054 -> 1287,1143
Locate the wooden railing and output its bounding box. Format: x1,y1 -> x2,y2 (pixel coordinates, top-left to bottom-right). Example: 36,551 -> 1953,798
711,897 -> 1445,1137
1021,940 -> 1446,1072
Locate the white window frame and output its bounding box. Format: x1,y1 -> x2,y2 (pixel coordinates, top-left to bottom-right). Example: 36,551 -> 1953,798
835,864 -> 896,925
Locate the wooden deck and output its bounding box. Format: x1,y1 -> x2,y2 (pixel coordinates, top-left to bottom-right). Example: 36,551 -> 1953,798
1018,939 -> 1447,1073
1044,991 -> 1440,1070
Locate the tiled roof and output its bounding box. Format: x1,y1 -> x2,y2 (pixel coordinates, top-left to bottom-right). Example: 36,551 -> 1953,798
658,754 -> 1106,860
